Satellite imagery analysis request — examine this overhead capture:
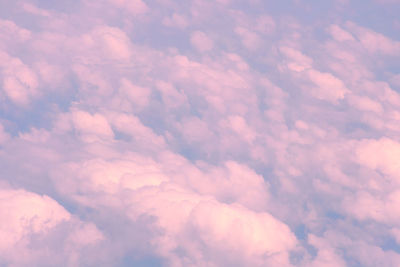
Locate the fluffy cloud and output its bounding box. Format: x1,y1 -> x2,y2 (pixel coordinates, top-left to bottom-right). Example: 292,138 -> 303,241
0,51 -> 38,106
0,187 -> 104,266
356,138 -> 400,179
190,31 -> 214,52
0,0 -> 400,266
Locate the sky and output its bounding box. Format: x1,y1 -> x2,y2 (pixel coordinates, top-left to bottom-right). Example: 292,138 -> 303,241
0,0 -> 400,266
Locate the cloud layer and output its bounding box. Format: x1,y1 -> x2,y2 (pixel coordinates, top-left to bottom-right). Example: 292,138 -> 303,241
0,0 -> 400,266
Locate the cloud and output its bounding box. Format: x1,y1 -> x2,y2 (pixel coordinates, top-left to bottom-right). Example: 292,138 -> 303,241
346,22 -> 400,55
356,138 -> 400,179
71,109 -> 114,142
80,26 -> 133,61
163,13 -> 189,29
279,46 -> 313,72
127,185 -> 296,266
0,51 -> 39,106
306,69 -> 349,103
235,27 -> 262,50
109,0 -> 148,15
0,187 -> 104,266
0,19 -> 31,47
190,31 -> 214,52
0,0 -> 400,266
328,25 -> 355,42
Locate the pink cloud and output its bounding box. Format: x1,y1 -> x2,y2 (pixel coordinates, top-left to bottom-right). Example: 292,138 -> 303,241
279,46 -> 313,72
308,234 -> 347,267
84,26 -> 133,61
0,187 -> 104,266
34,61 -> 65,87
108,0 -> 148,15
0,51 -> 39,106
178,116 -> 214,143
346,22 -> 400,55
116,78 -> 151,111
0,189 -> 71,248
225,115 -> 257,143
107,112 -> 166,148
0,0 -> 399,265
306,69 -> 349,103
128,185 -> 296,266
71,109 -> 115,142
356,138 -> 400,179
162,13 -> 189,29
347,95 -> 384,114
20,2 -> 51,17
235,27 -> 262,50
190,31 -> 214,52
0,19 -> 31,47
328,24 -> 355,42
156,80 -> 188,109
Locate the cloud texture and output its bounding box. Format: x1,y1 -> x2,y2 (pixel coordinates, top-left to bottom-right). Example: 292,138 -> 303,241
0,0 -> 400,266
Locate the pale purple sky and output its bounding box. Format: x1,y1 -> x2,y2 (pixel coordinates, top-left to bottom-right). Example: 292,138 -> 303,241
0,0 -> 400,266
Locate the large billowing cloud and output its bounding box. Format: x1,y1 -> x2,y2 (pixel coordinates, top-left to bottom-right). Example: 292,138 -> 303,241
0,187 -> 104,266
0,0 -> 399,266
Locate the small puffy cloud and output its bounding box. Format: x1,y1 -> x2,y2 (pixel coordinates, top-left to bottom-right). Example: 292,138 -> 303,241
56,157 -> 168,195
163,13 -> 188,29
328,25 -> 355,42
279,46 -> 313,72
343,190 -> 400,225
156,80 -> 188,109
0,19 -> 31,47
225,115 -> 257,143
108,0 -> 148,15
77,26 -> 133,62
0,52 -> 39,106
71,109 -> 115,142
235,27 -> 262,50
190,31 -> 214,52
308,234 -> 347,267
355,138 -> 400,179
178,116 -> 214,143
116,78 -> 151,111
20,2 -> 51,17
346,22 -> 400,55
347,95 -> 384,114
306,69 -> 349,103
33,61 -> 65,87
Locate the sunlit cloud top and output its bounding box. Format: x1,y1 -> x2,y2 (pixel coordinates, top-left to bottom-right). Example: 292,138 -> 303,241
0,0 -> 400,266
